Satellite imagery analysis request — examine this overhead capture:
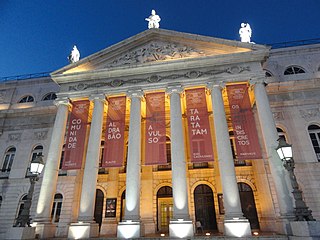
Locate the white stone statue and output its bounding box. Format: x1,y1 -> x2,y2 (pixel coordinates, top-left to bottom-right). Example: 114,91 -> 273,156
239,23 -> 252,43
145,9 -> 161,29
68,45 -> 80,63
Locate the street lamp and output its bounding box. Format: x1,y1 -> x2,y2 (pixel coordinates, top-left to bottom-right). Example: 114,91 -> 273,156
14,154 -> 45,227
276,138 -> 315,221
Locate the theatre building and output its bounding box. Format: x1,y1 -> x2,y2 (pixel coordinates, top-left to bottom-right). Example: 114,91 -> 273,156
0,29 -> 320,239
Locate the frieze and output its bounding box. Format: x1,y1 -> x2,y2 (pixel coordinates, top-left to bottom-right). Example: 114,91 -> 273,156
8,133 -> 22,142
299,108 -> 320,120
34,131 -> 48,140
68,65 -> 250,91
105,41 -> 206,67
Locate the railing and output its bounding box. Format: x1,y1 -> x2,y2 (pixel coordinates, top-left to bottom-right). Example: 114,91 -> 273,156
269,38 -> 320,49
0,72 -> 51,82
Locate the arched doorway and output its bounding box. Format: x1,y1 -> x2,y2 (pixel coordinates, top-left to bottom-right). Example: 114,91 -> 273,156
120,190 -> 125,221
157,186 -> 173,233
94,189 -> 104,231
238,182 -> 260,229
194,184 -> 218,232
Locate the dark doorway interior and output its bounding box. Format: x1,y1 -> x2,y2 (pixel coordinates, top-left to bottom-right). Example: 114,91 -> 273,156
94,189 -> 104,231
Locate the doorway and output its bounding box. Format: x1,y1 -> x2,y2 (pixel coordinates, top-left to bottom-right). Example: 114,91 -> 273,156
238,182 -> 260,229
194,184 -> 218,232
157,186 -> 173,233
94,189 -> 104,231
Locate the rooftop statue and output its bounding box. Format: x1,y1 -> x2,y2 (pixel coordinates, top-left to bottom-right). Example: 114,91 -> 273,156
68,45 -> 80,63
239,23 -> 252,43
145,9 -> 161,29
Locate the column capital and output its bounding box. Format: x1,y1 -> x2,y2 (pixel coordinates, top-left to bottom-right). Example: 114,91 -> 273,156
89,94 -> 106,103
249,77 -> 267,86
166,85 -> 183,95
206,81 -> 225,91
127,89 -> 144,99
54,98 -> 71,107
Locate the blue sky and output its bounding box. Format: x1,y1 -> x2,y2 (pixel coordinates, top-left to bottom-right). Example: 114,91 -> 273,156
1,0 -> 320,77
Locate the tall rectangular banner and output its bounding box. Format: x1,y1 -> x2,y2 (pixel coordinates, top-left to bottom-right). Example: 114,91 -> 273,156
145,92 -> 167,165
62,100 -> 90,170
186,88 -> 214,163
102,96 -> 126,167
227,84 -> 262,159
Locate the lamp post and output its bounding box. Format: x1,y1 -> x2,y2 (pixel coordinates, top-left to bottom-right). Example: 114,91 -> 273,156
276,138 -> 315,221
14,154 -> 45,227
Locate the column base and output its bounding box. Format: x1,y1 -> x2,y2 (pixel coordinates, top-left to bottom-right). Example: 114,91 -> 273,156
34,222 -> 56,239
169,219 -> 194,238
68,222 -> 99,239
100,219 -> 117,237
6,227 -> 35,240
290,221 -> 320,239
117,220 -> 141,239
224,218 -> 252,237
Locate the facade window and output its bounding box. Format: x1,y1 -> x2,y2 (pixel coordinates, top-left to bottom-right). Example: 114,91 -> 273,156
51,193 -> 63,223
42,92 -> 57,101
2,147 -> 16,172
308,125 -> 320,161
26,145 -> 43,177
284,66 -> 305,75
15,195 -> 28,226
265,70 -> 273,77
0,196 -> 2,209
18,95 -> 34,103
277,127 -> 287,142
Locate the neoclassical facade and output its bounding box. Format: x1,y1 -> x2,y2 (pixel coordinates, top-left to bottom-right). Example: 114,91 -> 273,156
0,29 -> 320,239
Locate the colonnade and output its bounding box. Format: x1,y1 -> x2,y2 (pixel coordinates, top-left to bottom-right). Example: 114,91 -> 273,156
34,79 -> 293,238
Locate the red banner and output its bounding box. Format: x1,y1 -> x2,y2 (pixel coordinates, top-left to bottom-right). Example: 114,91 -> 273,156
186,88 -> 214,163
102,96 -> 126,167
145,92 -> 167,165
62,100 -> 90,170
227,84 -> 262,159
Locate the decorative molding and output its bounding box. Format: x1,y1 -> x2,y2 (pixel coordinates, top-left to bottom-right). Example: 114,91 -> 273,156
299,108 -> 320,120
34,131 -> 48,140
273,112 -> 284,121
8,133 -> 22,142
68,65 -> 251,92
105,41 -> 206,67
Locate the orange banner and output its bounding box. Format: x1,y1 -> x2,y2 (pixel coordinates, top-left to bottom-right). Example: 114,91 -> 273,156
145,92 -> 167,165
227,84 -> 262,160
186,88 -> 214,163
62,100 -> 90,170
102,96 -> 126,167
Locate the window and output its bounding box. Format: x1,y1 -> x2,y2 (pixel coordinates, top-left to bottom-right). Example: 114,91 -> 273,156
26,145 -> 43,177
51,193 -> 63,223
277,127 -> 287,142
42,92 -> 57,101
0,196 -> 2,209
18,95 -> 34,103
284,66 -> 305,75
265,70 -> 273,77
14,195 -> 28,226
308,125 -> 320,161
2,147 -> 16,172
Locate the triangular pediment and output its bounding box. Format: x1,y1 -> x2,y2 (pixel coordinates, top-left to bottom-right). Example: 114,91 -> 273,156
53,28 -> 267,76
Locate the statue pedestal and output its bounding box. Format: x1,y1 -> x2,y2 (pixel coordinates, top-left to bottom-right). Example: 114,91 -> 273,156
6,227 -> 35,240
117,220 -> 141,239
290,221 -> 320,239
224,218 -> 252,237
169,220 -> 194,238
68,222 -> 99,239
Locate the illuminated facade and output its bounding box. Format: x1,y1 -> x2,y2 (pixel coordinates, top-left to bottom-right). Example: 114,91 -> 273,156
0,29 -> 320,239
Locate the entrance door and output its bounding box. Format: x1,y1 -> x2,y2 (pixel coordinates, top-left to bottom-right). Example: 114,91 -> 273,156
158,198 -> 173,233
194,184 -> 218,231
238,182 -> 260,229
94,189 -> 104,231
157,186 -> 173,233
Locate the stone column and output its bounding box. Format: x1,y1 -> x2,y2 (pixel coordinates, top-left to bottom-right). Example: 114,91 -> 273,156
208,83 -> 251,237
68,94 -> 106,239
252,79 -> 294,232
117,90 -> 143,239
167,86 -> 193,238
34,98 -> 70,238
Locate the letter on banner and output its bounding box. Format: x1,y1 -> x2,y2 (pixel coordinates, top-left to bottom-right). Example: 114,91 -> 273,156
186,88 -> 214,163
145,92 -> 167,165
102,96 -> 126,167
62,100 -> 90,170
227,84 -> 262,159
